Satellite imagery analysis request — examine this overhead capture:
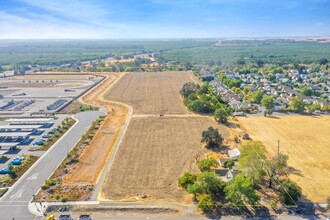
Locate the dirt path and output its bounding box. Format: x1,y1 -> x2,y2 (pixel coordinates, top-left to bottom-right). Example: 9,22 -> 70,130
62,72 -> 129,186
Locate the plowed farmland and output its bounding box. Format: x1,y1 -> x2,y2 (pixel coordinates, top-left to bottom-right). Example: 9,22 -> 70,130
101,116 -> 229,202
104,71 -> 198,115
237,115 -> 330,202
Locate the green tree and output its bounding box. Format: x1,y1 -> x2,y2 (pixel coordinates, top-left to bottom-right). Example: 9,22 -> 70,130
280,180 -> 302,206
214,108 -> 228,124
290,97 -> 305,113
225,174 -> 260,205
178,172 -> 197,190
306,103 -> 321,115
198,157 -> 219,172
253,90 -> 264,104
301,87 -> 313,96
264,153 -> 289,188
261,96 -> 274,110
197,194 -> 217,214
319,58 -> 329,65
197,171 -> 226,196
201,127 -> 224,148
180,82 -> 199,98
238,141 -> 266,184
187,183 -> 203,200
188,99 -> 214,113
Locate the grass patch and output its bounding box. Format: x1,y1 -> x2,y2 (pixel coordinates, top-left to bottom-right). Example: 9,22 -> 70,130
0,188 -> 8,198
60,100 -> 98,114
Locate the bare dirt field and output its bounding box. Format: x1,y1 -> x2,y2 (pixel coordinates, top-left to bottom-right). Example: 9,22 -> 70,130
101,116 -> 229,203
237,115 -> 330,202
62,73 -> 128,185
105,71 -> 198,115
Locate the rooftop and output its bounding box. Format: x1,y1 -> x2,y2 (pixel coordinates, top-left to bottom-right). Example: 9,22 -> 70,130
6,118 -> 52,122
0,132 -> 32,137
0,125 -> 42,129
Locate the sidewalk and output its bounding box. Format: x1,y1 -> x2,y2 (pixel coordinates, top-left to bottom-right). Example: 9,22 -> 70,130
29,201 -> 100,217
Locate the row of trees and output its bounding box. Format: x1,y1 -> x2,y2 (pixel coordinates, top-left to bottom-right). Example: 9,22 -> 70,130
180,82 -> 231,123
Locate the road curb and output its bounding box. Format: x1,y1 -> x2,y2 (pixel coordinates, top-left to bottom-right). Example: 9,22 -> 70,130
1,116 -> 80,201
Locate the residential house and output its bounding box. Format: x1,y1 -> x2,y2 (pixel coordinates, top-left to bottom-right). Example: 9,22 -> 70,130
215,169 -> 239,182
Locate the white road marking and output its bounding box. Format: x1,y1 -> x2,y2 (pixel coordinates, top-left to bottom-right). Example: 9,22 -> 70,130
27,172 -> 39,181
10,189 -> 23,200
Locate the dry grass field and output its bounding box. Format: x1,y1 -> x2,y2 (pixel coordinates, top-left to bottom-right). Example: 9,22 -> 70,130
237,115 -> 330,202
101,116 -> 229,203
104,71 -> 198,115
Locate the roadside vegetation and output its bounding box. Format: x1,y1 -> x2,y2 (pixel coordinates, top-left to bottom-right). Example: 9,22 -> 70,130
0,155 -> 39,187
30,118 -> 76,151
59,100 -> 98,114
35,116 -> 105,202
0,188 -> 8,198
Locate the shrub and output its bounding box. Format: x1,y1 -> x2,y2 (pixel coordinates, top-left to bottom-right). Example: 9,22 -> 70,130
197,194 -> 216,214
41,184 -> 49,190
178,172 -> 197,190
280,180 -> 302,206
46,178 -> 57,186
269,199 -> 277,210
198,157 -> 218,172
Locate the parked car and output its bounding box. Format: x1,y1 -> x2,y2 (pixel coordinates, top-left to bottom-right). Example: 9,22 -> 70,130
11,159 -> 21,165
13,156 -> 24,161
33,139 -> 44,145
0,168 -> 11,174
78,215 -> 92,220
58,215 -> 73,220
42,134 -> 49,138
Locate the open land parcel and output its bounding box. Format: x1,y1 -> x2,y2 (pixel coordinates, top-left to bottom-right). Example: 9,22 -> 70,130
100,71 -> 229,203
237,115 -> 330,202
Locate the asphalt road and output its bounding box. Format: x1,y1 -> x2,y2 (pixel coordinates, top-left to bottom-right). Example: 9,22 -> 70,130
0,111 -> 102,220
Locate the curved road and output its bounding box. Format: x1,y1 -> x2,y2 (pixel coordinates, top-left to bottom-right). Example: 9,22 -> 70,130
0,111 -> 102,220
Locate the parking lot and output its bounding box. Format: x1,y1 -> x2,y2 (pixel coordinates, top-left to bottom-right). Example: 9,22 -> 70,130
0,76 -> 101,118
0,115 -> 69,171
0,74 -> 101,179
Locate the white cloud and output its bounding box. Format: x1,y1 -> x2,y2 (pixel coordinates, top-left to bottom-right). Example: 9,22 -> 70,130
20,0 -> 108,20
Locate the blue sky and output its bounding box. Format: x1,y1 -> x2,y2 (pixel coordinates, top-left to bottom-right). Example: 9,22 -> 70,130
0,0 -> 329,39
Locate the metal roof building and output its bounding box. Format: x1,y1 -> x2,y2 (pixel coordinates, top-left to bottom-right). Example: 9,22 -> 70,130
0,132 -> 32,137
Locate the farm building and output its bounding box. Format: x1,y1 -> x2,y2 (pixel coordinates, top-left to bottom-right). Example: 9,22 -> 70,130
228,148 -> 241,160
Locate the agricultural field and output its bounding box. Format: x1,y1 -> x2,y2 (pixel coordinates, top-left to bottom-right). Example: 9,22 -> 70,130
104,71 -> 198,115
101,116 -> 229,202
237,115 -> 330,202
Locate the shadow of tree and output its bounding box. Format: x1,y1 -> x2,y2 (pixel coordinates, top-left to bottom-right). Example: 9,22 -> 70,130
287,166 -> 304,177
